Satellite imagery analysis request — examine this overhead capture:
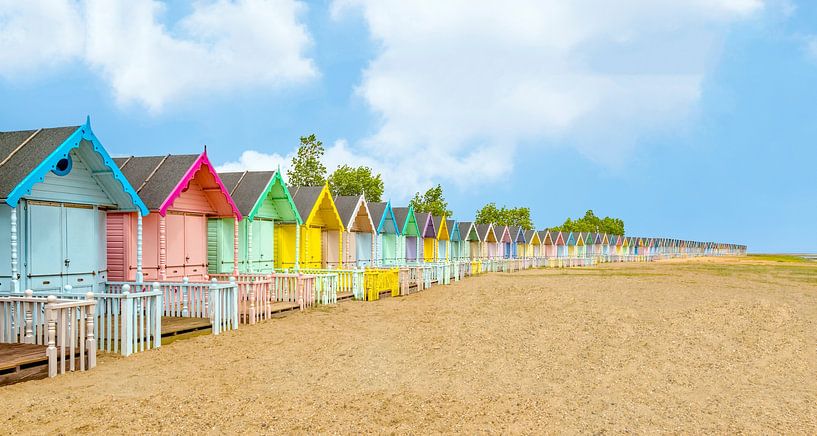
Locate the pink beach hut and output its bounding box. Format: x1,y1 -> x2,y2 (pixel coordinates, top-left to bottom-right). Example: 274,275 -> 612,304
108,152 -> 241,282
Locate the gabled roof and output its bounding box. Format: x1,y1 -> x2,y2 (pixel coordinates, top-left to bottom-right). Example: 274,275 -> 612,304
0,119 -> 147,214
525,230 -> 541,245
291,185 -> 344,230
476,223 -> 496,242
392,205 -> 420,237
458,221 -> 479,241
368,201 -> 399,234
447,219 -> 460,241
432,215 -> 449,240
539,230 -> 550,244
334,195 -> 374,233
509,226 -> 524,243
219,170 -> 300,223
551,230 -> 565,245
415,212 -> 436,238
116,150 -> 239,218
565,231 -> 577,246
497,225 -> 511,243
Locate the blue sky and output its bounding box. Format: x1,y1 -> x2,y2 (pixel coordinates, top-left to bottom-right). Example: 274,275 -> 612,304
1,0 -> 815,252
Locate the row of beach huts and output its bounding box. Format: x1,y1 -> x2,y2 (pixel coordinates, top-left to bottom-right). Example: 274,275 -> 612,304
0,120 -> 746,384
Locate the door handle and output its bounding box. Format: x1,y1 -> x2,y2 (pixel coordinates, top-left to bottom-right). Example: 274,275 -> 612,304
185,256 -> 190,262
64,259 -> 70,267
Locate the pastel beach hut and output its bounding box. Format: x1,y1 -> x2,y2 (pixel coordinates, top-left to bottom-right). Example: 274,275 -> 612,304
393,206 -> 420,263
0,120 -> 147,293
447,219 -> 461,260
109,151 -> 240,282
335,195 -> 375,268
458,222 -> 479,260
509,226 -> 523,259
415,212 -> 437,262
524,230 -> 542,260
540,230 -> 554,258
288,185 -> 344,269
476,223 -> 497,260
553,231 -> 568,259
368,201 -> 400,266
208,170 -> 300,275
601,233 -> 611,259
497,225 -> 512,259
431,215 -> 449,261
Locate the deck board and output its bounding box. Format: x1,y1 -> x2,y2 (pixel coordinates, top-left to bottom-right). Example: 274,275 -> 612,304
0,343 -> 48,371
161,317 -> 212,336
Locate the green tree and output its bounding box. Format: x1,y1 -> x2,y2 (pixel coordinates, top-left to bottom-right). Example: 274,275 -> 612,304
410,184 -> 452,217
327,165 -> 384,202
551,210 -> 624,235
286,134 -> 326,187
475,203 -> 534,229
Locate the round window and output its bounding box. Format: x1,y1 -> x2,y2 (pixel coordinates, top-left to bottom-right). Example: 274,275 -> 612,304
52,155 -> 73,176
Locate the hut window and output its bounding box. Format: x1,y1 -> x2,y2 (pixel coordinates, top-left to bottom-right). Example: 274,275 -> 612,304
52,156 -> 73,176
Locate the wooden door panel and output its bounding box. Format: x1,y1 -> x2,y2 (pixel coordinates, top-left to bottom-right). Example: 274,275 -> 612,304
185,214 -> 207,266
28,204 -> 63,277
165,214 -> 186,267
65,206 -> 97,274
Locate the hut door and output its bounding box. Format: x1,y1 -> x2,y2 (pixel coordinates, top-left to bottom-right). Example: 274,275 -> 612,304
0,206 -> 11,291
27,203 -> 64,291
64,205 -> 102,290
254,219 -> 274,271
184,214 -> 207,279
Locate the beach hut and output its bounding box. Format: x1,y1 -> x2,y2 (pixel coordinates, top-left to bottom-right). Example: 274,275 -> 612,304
447,219 -> 461,260
431,215 -> 449,261
415,213 -> 437,262
539,230 -> 552,258
458,222 -> 479,260
592,233 -> 603,259
368,201 -> 399,266
393,206 -> 420,263
496,225 -> 512,259
553,231 -> 568,258
286,185 -> 344,269
0,120 -> 147,293
509,226 -> 524,259
601,233 -> 611,258
208,171 -> 300,275
524,230 -> 542,259
565,232 -> 578,259
575,232 -> 586,259
476,224 -> 497,259
335,195 -> 375,268
109,151 -> 240,282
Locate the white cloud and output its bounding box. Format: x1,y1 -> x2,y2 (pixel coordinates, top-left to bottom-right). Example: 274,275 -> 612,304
0,0 -> 316,111
806,36 -> 817,62
0,1 -> 84,77
331,0 -> 765,192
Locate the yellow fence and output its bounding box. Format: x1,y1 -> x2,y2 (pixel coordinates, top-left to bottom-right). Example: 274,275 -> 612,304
363,268 -> 400,301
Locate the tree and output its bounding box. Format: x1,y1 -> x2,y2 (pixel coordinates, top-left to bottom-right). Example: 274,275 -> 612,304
550,210 -> 624,235
410,184 -> 452,217
327,165 -> 384,202
286,134 -> 326,187
475,203 -> 534,229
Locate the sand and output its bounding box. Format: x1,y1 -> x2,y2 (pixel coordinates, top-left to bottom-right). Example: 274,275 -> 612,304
1,257 -> 816,434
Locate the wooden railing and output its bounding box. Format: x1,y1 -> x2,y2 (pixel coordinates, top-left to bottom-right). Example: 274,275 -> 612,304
362,269 -> 400,301
107,278 -> 239,335
295,268 -> 364,300
0,290 -> 97,377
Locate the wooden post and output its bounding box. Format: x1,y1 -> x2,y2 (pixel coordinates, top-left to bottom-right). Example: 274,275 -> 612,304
209,278 -> 220,335
153,282 -> 162,348
10,207 -> 19,292
247,219 -> 253,274
85,292 -> 96,369
295,223 -> 301,271
249,277 -> 256,325
46,295 -> 57,377
233,216 -> 240,277
136,214 -> 144,283
23,289 -> 33,343
229,276 -> 238,330
181,277 -> 189,318
121,284 -> 133,356
158,215 -> 167,280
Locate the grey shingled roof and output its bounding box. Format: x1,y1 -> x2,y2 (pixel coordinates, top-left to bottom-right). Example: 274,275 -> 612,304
524,229 -> 537,242
431,215 -> 443,234
116,154 -> 199,210
476,223 -> 493,239
368,202 -> 388,231
334,195 -> 362,228
290,186 -> 324,221
415,212 -> 431,234
219,171 -> 275,217
509,226 -> 523,242
458,222 -> 477,241
0,126 -> 79,199
538,230 -> 549,243
392,206 -> 411,229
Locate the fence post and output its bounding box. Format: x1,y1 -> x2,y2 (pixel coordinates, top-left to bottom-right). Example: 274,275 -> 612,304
181,277 -> 190,318
229,276 -> 238,330
153,282 -> 162,349
23,289 -> 33,344
249,277 -> 256,325
85,292 -> 96,369
122,284 -> 133,357
209,278 -> 220,335
45,296 -> 57,377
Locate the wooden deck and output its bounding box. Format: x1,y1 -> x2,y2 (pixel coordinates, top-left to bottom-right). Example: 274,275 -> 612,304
0,343 -> 49,386
338,292 -> 355,301
161,316 -> 212,336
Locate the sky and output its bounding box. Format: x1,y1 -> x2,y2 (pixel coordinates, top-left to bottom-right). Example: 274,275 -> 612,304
1,0 -> 815,252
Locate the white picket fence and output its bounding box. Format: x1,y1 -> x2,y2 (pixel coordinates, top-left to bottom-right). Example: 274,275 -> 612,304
0,290 -> 97,377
